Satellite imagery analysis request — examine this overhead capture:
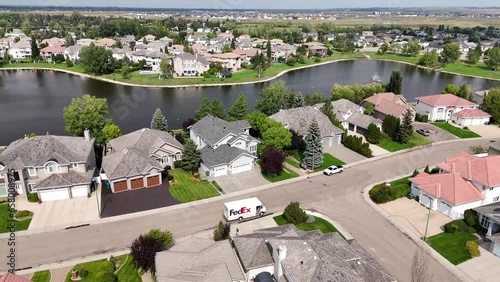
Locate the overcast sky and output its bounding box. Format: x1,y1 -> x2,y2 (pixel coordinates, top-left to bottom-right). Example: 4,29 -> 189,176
2,0 -> 500,9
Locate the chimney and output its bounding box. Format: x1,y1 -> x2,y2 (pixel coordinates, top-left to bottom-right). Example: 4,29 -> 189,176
84,129 -> 90,142
273,245 -> 287,278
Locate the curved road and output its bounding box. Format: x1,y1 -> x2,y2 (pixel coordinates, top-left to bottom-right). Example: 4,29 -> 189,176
0,139 -> 494,281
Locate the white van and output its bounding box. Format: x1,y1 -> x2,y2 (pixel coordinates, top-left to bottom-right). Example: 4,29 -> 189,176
224,197 -> 267,221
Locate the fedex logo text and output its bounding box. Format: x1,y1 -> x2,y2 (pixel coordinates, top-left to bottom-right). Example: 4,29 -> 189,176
229,207 -> 251,216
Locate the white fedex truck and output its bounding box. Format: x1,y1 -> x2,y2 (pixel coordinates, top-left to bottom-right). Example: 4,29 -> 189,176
224,197 -> 267,221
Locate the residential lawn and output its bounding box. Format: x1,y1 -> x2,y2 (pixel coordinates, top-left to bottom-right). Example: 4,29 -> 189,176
390,176 -> 411,186
274,215 -> 344,238
0,204 -> 32,233
2,62 -> 86,73
65,259 -> 115,282
432,122 -> 481,139
285,157 -> 301,168
377,133 -> 432,152
366,52 -> 421,64
115,254 -> 142,282
427,232 -> 478,265
31,270 -> 51,282
261,167 -> 300,183
314,153 -> 346,172
169,169 -> 220,203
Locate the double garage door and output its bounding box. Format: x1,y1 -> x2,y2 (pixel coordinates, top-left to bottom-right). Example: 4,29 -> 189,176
113,176 -> 161,193
39,189 -> 70,202
420,195 -> 433,209
230,162 -> 252,175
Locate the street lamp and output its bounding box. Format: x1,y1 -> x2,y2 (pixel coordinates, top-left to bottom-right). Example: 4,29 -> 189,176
423,204 -> 431,242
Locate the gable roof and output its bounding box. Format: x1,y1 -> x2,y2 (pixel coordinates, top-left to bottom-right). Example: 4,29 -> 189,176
415,94 -> 478,107
107,128 -> 183,157
190,115 -> 251,147
200,145 -> 256,167
270,106 -> 344,137
364,92 -> 406,106
410,172 -> 484,205
347,112 -> 383,129
452,109 -> 491,118
437,152 -> 500,187
102,148 -> 163,180
233,225 -> 395,282
35,169 -> 94,189
0,135 -> 94,170
155,238 -> 245,282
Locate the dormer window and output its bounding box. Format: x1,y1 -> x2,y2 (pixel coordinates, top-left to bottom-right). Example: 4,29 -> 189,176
44,161 -> 61,173
27,167 -> 36,177
72,164 -> 79,169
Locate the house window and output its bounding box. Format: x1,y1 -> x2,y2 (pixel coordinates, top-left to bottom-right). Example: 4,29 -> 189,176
494,196 -> 500,203
480,216 -> 491,229
27,167 -> 36,177
235,142 -> 242,146
44,161 -> 61,173
28,184 -> 34,192
72,164 -> 79,169
250,145 -> 257,152
437,108 -> 444,113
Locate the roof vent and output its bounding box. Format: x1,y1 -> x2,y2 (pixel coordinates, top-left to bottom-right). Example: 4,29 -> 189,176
300,261 -> 303,265
122,148 -> 128,154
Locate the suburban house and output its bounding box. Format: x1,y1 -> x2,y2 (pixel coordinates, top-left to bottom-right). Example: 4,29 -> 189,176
101,128 -> 184,193
270,106 -> 344,148
490,141 -> 500,156
8,38 -> 32,59
473,202 -> 500,258
64,44 -> 84,63
189,115 -> 259,177
41,37 -> 66,47
169,44 -> 185,55
0,130 -> 96,202
271,44 -> 297,62
95,38 -> 116,49
137,34 -> 156,44
173,53 -> 210,77
315,99 -> 382,135
0,272 -> 31,282
144,52 -> 173,73
209,53 -> 242,72
40,46 -> 66,60
361,92 -> 416,121
120,35 -> 136,46
474,90 -> 489,105
410,152 -> 500,219
233,225 -> 395,282
155,237 -> 245,282
76,38 -> 95,46
415,94 -> 490,126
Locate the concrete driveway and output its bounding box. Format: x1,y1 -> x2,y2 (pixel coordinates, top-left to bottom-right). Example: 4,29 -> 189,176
324,145 -> 367,164
458,244 -> 500,282
212,168 -> 269,194
27,196 -> 99,231
469,124 -> 500,139
379,197 -> 451,238
414,122 -> 457,142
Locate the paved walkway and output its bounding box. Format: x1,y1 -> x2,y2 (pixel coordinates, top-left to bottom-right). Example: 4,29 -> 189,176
283,162 -> 306,176
457,245 -> 500,282
51,266 -> 71,282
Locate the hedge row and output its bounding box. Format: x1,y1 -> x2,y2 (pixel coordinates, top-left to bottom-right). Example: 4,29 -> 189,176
369,183 -> 411,204
444,219 -> 476,234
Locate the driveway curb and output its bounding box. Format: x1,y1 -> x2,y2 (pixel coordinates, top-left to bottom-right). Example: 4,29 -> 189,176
362,176 -> 475,282
2,138 -> 497,239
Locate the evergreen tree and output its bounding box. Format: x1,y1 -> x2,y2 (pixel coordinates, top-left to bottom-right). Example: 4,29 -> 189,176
424,165 -> 430,174
180,139 -> 201,173
396,109 -> 414,144
266,39 -> 272,61
382,115 -> 401,140
365,123 -> 382,144
303,120 -> 323,170
227,94 -> 249,121
386,70 -> 403,94
230,38 -> 236,50
31,36 -> 40,61
195,98 -> 213,120
150,108 -> 168,131
287,90 -> 304,108
211,98 -> 226,120
320,100 -> 343,129
363,102 -> 375,116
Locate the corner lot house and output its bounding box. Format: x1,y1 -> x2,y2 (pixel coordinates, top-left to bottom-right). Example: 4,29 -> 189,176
473,202 -> 500,258
155,237 -> 245,282
0,131 -> 96,201
270,106 -> 343,148
233,225 -> 395,282
410,152 -> 500,219
189,115 -> 259,177
361,92 -> 416,121
101,128 -> 183,193
415,94 -> 491,126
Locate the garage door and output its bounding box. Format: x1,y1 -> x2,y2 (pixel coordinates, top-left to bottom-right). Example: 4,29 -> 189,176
71,186 -> 88,198
213,166 -> 228,177
39,189 -> 70,202
113,180 -> 128,193
421,195 -> 432,209
147,175 -> 160,187
322,137 -> 332,148
230,162 -> 252,175
438,201 -> 451,216
130,178 -> 145,190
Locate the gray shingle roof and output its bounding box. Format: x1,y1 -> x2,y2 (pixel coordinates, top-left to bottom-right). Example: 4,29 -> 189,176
347,112 -> 383,130
270,106 -> 344,137
490,141 -> 500,152
234,225 -> 395,282
473,202 -> 500,224
35,170 -> 94,190
0,135 -> 95,170
190,115 -> 251,147
107,128 -> 183,157
201,145 -> 256,167
155,237 -> 245,282
102,148 -> 163,180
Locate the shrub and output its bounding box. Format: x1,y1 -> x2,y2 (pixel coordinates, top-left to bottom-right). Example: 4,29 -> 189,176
314,57 -> 321,63
212,181 -> 222,192
369,183 -> 392,203
342,134 -> 373,157
464,209 -> 478,227
444,220 -> 476,233
213,220 -> 231,241
466,241 -> 480,257
430,168 -> 441,174
15,210 -> 32,218
166,174 -> 174,181
27,193 -> 39,203
77,269 -> 89,279
174,160 -> 182,168
95,271 -> 116,282
145,229 -> 174,250
424,165 -> 430,174
421,115 -> 429,122
411,169 -> 419,177
388,184 -> 411,199
283,202 -> 307,225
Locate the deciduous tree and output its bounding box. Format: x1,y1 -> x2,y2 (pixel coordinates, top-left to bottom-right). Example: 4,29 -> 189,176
283,202 -> 307,225
418,50 -> 440,68
320,100 -> 343,129
255,80 -> 289,115
213,221 -> 231,241
482,87 -> 500,123
303,120 -> 323,170
441,42 -> 461,64
159,58 -> 174,79
261,146 -> 285,176
130,229 -> 173,273
79,43 -> 115,74
485,47 -> 500,71
101,123 -> 122,144
304,92 -> 324,106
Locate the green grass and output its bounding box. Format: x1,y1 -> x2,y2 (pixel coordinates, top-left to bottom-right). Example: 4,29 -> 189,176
0,204 -> 32,233
274,215 -> 344,238
261,167 -> 300,183
65,259 -> 115,282
169,170 -> 220,202
366,52 -> 421,64
2,62 -> 86,73
31,270 -> 51,282
285,157 -> 301,168
314,153 -> 346,172
427,232 -> 478,265
390,176 -> 411,186
115,254 -> 141,282
432,122 -> 481,139
377,133 -> 432,152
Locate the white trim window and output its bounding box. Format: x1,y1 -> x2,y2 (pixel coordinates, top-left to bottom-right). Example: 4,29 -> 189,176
44,161 -> 61,173
480,216 -> 491,229
250,145 -> 257,153
27,167 -> 37,177
28,184 -> 34,192
72,163 -> 79,169
493,196 -> 500,203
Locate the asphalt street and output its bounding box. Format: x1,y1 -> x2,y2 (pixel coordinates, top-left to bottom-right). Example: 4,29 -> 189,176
0,139 -> 494,281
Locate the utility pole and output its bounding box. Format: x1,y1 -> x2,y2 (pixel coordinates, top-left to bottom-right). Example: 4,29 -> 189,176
423,204 -> 431,242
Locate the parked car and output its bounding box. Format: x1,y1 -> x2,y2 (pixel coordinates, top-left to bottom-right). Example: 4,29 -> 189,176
323,165 -> 344,176
416,129 -> 430,136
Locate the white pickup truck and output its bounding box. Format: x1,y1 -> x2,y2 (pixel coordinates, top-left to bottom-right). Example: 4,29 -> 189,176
323,165 -> 344,176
